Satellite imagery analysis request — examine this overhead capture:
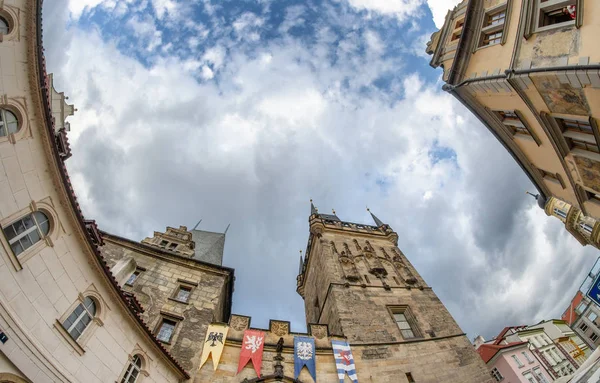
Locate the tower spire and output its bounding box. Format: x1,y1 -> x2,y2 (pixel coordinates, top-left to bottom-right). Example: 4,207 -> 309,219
367,207 -> 385,227
310,199 -> 318,215
298,250 -> 304,275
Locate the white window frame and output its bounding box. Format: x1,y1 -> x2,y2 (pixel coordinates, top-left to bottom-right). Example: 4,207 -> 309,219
534,367 -> 549,383
591,332 -> 599,342
554,207 -> 568,219
512,354 -> 525,367
478,3 -> 509,48
589,312 -> 598,322
2,211 -> 50,257
522,351 -> 534,363
121,354 -> 142,383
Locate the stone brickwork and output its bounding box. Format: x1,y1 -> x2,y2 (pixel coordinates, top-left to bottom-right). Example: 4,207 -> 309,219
193,315 -> 493,382
100,233 -> 234,375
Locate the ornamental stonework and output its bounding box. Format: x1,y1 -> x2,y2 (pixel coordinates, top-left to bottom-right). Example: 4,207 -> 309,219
270,321 -> 289,336
230,315 -> 250,331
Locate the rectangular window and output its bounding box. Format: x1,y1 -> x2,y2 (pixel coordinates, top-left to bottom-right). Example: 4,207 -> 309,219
156,319 -> 177,343
451,18 -> 464,41
160,240 -> 168,247
556,117 -> 599,154
512,354 -> 524,367
576,302 -> 587,314
538,168 -> 565,189
522,351 -> 534,363
389,306 -> 421,340
589,312 -> 598,322
175,286 -> 191,303
587,192 -> 600,204
169,242 -> 177,250
523,372 -> 535,383
491,367 -> 504,382
126,271 -> 141,286
537,0 -> 576,29
534,367 -> 549,383
580,221 -> 594,234
591,333 -> 599,342
479,5 -> 508,47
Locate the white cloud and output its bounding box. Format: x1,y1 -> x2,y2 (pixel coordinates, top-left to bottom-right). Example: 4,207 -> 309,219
426,0 -> 463,28
345,0 -> 424,22
45,1 -> 598,338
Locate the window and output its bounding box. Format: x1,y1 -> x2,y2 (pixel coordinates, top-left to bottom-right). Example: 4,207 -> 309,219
496,111 -> 531,135
556,117 -> 599,154
576,302 -> 587,314
534,367 -> 549,383
451,18 -> 464,41
522,351 -> 534,363
390,306 -> 421,340
62,296 -> 96,341
156,318 -> 177,343
589,312 -> 598,322
587,192 -> 600,204
159,240 -> 168,247
523,372 -> 535,383
168,243 -> 177,250
0,16 -> 9,35
538,168 -> 565,189
491,367 -> 504,381
479,5 -> 508,47
553,207 -> 567,219
580,222 -> 594,234
512,354 -> 524,367
591,332 -> 599,342
121,355 -> 142,383
175,286 -> 191,303
0,109 -> 18,136
537,0 -> 576,29
126,271 -> 141,286
2,211 -> 50,256
580,322 -> 589,332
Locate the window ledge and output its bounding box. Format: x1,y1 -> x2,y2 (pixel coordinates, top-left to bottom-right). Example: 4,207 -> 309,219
572,149 -> 600,163
534,20 -> 575,34
53,320 -> 85,356
167,297 -> 190,305
476,41 -> 501,51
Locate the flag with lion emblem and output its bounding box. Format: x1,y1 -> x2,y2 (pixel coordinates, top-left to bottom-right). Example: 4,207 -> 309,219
237,329 -> 265,377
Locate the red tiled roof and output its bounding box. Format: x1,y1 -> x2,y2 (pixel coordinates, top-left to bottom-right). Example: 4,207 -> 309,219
478,342 -> 528,363
34,1 -> 189,379
562,291 -> 584,325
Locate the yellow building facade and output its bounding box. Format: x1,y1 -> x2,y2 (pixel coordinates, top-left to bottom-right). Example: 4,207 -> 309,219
427,0 -> 600,248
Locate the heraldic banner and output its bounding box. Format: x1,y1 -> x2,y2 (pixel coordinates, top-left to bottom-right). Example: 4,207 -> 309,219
199,323 -> 229,371
237,329 -> 265,377
294,336 -> 317,381
331,340 -> 359,383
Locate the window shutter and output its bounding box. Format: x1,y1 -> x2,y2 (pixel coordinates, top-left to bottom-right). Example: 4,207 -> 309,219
523,0 -> 536,39
576,0 -> 584,28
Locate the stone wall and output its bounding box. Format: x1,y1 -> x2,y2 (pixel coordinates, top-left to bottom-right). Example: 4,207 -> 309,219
194,315 -> 494,383
100,236 -> 233,376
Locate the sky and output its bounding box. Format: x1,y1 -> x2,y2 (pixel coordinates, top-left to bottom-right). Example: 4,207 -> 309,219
42,0 -> 599,341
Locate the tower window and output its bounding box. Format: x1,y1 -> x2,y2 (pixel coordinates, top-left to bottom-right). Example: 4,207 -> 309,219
175,286 -> 191,303
126,270 -> 141,286
169,242 -> 177,250
156,318 -> 178,343
389,306 -> 421,340
160,240 -> 168,247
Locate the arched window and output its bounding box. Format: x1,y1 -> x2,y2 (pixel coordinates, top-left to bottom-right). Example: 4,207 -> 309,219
0,109 -> 18,136
3,211 -> 50,256
62,296 -> 96,340
121,355 -> 143,383
0,16 -> 8,35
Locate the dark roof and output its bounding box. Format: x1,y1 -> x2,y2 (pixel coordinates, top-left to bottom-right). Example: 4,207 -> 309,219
34,1 -> 189,378
191,229 -> 225,265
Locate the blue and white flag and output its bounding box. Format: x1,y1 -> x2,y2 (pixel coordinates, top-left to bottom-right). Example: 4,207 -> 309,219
332,340 -> 358,383
294,336 -> 317,382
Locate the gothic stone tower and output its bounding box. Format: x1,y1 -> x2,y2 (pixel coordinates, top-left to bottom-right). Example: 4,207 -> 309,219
297,203 -> 493,382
